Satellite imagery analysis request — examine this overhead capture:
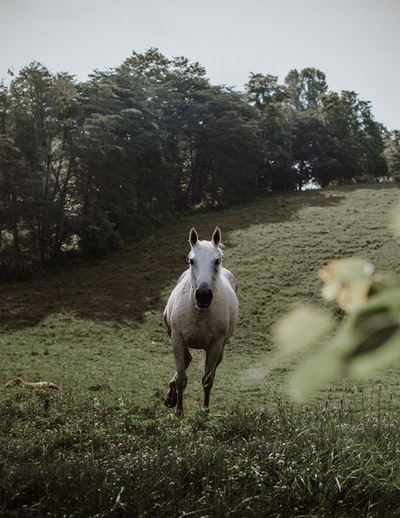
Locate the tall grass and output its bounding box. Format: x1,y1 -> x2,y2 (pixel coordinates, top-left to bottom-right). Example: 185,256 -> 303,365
1,386 -> 400,517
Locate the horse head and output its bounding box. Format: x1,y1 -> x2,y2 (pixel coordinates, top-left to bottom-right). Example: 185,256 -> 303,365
188,227 -> 223,309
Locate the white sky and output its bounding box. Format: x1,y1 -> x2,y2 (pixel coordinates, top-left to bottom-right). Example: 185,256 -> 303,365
1,0 -> 399,130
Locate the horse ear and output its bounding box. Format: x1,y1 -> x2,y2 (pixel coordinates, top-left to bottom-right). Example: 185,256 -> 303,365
212,227 -> 221,247
189,227 -> 198,247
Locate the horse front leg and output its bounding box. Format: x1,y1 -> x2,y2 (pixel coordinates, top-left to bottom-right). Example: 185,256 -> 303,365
164,375 -> 178,408
165,342 -> 192,416
175,346 -> 192,416
202,343 -> 225,410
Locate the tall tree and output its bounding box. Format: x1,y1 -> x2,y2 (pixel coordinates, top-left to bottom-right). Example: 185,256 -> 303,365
384,130 -> 400,177
285,68 -> 328,111
282,68 -> 329,188
0,64 -> 79,267
314,91 -> 387,186
185,86 -> 262,204
290,110 -> 325,189
245,73 -> 293,190
76,67 -> 169,245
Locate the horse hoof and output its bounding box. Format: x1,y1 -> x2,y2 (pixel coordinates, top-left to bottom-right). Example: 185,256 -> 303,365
164,381 -> 177,408
164,396 -> 177,408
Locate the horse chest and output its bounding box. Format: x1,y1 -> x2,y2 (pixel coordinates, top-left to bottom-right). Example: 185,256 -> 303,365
178,306 -> 228,348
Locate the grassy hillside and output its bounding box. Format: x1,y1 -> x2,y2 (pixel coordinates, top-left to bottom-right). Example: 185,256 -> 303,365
1,185 -> 400,516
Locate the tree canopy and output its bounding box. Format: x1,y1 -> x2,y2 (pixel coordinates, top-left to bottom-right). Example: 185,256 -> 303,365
0,49 -> 397,274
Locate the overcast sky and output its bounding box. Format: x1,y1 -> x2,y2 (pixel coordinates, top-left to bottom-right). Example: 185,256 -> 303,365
1,0 -> 399,130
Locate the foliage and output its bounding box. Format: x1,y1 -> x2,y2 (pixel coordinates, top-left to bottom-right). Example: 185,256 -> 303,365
285,67 -> 328,111
0,63 -> 79,273
384,130 -> 400,178
0,51 -> 393,274
245,73 -> 293,190
314,91 -> 388,186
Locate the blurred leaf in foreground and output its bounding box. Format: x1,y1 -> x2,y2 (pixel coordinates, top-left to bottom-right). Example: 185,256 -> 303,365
274,305 -> 334,355
319,258 -> 374,312
289,288 -> 400,401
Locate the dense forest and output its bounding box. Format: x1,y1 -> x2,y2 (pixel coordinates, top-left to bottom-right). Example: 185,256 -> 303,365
1,48 -> 399,275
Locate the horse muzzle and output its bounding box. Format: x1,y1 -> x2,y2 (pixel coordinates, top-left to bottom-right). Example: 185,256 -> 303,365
195,282 -> 213,308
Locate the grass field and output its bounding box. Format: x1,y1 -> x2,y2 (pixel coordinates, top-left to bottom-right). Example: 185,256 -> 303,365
1,185 -> 400,516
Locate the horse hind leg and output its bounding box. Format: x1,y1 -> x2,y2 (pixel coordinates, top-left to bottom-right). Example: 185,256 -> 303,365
202,344 -> 224,410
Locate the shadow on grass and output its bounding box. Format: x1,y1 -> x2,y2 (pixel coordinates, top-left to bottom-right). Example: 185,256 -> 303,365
0,190 -> 344,330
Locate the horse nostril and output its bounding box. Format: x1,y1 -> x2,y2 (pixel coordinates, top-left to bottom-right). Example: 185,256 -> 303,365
195,283 -> 213,308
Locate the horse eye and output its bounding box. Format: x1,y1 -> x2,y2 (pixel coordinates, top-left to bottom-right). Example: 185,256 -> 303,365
215,258 -> 221,266
189,258 -> 194,265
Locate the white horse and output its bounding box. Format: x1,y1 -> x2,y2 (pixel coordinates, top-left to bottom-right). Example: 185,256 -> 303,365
163,227 -> 239,416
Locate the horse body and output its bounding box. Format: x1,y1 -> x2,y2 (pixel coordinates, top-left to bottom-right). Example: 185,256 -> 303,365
164,227 -> 238,416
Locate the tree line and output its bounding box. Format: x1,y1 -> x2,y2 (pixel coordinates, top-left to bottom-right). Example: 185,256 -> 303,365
0,48 -> 399,275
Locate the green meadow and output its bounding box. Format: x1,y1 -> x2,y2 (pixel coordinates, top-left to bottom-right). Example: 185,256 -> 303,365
1,185 -> 400,517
